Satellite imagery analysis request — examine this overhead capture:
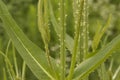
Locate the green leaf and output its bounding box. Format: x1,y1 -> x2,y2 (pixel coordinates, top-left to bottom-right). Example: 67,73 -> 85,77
73,35 -> 120,80
67,0 -> 85,79
92,15 -> 112,52
0,1 -> 59,80
113,65 -> 120,80
0,51 -> 15,80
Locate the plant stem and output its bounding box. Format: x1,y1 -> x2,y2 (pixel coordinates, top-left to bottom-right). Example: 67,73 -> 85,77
0,51 -> 15,80
43,0 -> 52,71
5,40 -> 16,79
38,0 -> 52,71
113,65 -> 120,80
60,0 -> 66,80
3,68 -> 7,80
22,62 -> 26,80
67,0 -> 84,80
38,0 -> 58,80
12,43 -> 19,77
80,0 -> 88,61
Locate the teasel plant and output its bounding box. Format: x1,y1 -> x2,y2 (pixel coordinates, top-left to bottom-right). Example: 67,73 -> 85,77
0,0 -> 120,80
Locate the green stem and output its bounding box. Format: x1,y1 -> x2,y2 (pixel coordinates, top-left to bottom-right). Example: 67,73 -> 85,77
3,68 -> 7,80
60,0 -> 66,80
12,43 -> 19,77
5,40 -> 16,79
5,40 -> 11,55
38,0 -> 58,80
67,0 -> 84,80
82,0 -> 88,60
0,51 -> 15,80
38,0 -> 52,70
22,62 -> 26,80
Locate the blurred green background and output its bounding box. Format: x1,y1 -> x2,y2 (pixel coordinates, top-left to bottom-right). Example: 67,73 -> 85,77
0,0 -> 120,80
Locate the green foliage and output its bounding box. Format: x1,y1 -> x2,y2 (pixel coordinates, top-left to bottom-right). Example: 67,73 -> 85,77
92,14 -> 112,52
73,35 -> 120,80
0,0 -> 120,80
0,0 -> 59,80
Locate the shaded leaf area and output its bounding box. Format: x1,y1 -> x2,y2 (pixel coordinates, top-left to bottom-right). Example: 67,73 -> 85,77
0,1 -> 59,80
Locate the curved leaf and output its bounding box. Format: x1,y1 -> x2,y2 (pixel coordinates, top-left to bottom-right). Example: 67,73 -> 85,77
0,1 -> 59,80
73,35 -> 120,80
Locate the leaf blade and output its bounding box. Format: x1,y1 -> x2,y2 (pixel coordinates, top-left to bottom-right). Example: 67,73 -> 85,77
92,15 -> 112,51
73,35 -> 120,80
0,1 -> 59,80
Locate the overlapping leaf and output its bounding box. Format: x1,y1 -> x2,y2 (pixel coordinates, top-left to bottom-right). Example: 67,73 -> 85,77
73,35 -> 120,80
0,1 -> 59,80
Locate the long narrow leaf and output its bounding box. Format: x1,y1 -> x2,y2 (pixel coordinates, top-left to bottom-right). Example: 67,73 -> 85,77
92,15 -> 111,52
73,35 -> 120,80
0,1 -> 59,80
113,65 -> 120,80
